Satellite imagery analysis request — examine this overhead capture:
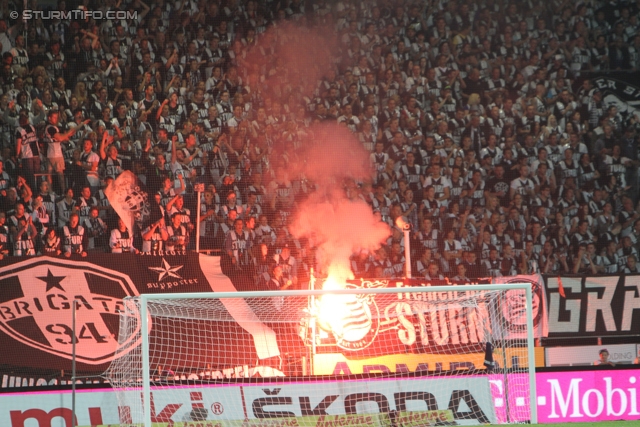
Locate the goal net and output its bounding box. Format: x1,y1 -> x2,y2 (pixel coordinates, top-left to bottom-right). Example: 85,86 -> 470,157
105,283 -> 537,426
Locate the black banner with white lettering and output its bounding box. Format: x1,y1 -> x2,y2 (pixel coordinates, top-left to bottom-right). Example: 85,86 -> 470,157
589,72 -> 640,125
544,275 -> 640,337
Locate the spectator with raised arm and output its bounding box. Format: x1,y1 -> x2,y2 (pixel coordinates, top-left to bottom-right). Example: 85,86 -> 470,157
142,215 -> 169,254
74,138 -> 101,195
44,110 -> 81,194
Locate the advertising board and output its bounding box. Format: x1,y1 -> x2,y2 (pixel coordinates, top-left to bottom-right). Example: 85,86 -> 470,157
5,368 -> 640,426
2,376 -> 496,427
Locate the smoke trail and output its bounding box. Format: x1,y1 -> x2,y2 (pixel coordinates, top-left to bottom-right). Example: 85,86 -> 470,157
238,22 -> 391,282
291,124 -> 390,282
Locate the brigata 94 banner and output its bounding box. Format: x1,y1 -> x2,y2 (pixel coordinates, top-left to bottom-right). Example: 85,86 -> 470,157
0,252 -> 291,391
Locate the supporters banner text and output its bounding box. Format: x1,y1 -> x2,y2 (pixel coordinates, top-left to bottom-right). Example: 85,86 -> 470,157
544,274 -> 640,337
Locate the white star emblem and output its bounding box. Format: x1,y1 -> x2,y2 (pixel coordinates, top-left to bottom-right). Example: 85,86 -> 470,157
149,258 -> 183,281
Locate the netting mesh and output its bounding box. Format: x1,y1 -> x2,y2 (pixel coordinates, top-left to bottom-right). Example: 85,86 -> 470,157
105,286 -> 533,426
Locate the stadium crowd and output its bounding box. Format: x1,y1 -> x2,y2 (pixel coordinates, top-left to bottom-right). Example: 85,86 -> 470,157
0,0 -> 638,289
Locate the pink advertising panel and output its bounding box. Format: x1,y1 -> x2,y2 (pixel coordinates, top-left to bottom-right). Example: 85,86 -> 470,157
536,369 -> 640,422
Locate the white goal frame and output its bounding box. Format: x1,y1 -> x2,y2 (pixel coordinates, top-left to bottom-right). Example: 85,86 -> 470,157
133,283 -> 538,427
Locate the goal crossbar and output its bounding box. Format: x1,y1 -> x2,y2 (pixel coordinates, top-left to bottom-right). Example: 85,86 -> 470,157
135,283 -> 531,300
130,283 -> 538,426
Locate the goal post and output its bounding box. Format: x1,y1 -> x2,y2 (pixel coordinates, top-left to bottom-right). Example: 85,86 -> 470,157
106,284 -> 538,427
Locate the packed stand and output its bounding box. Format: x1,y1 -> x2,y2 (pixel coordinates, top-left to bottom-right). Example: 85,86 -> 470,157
0,0 -> 638,288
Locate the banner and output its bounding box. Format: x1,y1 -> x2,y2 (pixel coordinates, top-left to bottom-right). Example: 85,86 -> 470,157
104,171 -> 159,237
0,254 -> 280,376
306,277 -> 547,359
544,275 -> 640,337
8,368 -> 640,426
312,347 -> 546,376
590,73 -> 640,124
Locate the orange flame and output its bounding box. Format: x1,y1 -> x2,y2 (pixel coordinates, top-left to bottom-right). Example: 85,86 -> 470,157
323,264 -> 354,290
316,264 -> 355,331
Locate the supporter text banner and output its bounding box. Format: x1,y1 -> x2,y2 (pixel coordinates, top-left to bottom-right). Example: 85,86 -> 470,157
544,275 -> 640,337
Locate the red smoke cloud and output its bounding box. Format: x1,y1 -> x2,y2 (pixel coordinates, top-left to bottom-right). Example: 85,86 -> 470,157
290,124 -> 390,282
239,22 -> 390,283
241,22 -> 338,103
